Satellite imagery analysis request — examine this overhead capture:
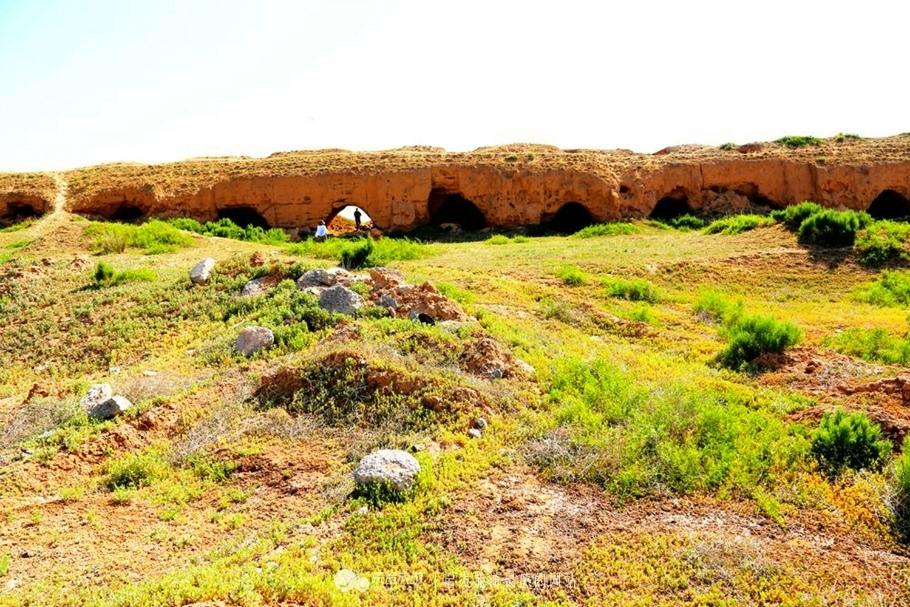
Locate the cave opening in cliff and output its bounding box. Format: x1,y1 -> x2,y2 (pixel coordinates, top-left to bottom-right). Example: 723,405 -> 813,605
546,202 -> 593,234
217,206 -> 271,229
108,204 -> 146,222
649,193 -> 692,220
326,205 -> 372,234
868,190 -> 910,220
0,201 -> 43,227
428,189 -> 487,231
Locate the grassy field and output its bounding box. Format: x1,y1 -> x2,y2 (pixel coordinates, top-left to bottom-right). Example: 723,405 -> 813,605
0,213 -> 909,605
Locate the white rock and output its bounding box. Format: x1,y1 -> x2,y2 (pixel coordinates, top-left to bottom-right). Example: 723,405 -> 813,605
241,278 -> 262,296
296,268 -> 328,289
89,395 -> 132,420
189,258 -> 216,285
79,383 -> 112,409
353,449 -> 421,491
235,326 -> 274,356
468,428 -> 482,439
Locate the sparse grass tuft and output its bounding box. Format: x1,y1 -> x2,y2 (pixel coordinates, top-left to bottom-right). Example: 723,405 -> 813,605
287,236 -> 430,268
574,222 -> 640,238
84,219 -> 193,254
854,271 -> 910,307
105,451 -> 171,491
825,326 -> 910,365
602,276 -> 660,302
93,261 -> 156,287
168,217 -> 288,244
557,264 -> 588,286
704,215 -> 774,235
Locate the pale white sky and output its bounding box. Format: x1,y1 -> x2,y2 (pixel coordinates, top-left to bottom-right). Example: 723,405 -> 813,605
0,0 -> 905,172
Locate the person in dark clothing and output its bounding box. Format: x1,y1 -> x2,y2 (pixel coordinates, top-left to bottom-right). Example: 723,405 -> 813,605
354,208 -> 362,230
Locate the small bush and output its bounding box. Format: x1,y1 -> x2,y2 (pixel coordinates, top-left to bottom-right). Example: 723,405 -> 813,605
287,236 -> 430,268
771,202 -> 824,231
775,135 -> 824,148
835,133 -> 862,142
719,142 -> 737,151
704,215 -> 775,235
693,289 -> 743,325
855,271 -> 910,307
797,209 -> 872,247
665,214 -> 705,231
93,261 -> 156,287
719,314 -> 802,369
557,264 -> 588,286
574,222 -> 639,238
602,276 -> 659,302
855,220 -> 910,266
809,409 -> 890,476
826,327 -> 910,366
105,452 -> 170,490
168,217 -> 288,244
485,234 -> 511,245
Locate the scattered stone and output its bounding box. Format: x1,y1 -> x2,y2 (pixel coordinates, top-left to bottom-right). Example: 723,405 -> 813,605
369,267 -> 405,290
241,278 -> 263,296
378,293 -> 397,309
353,449 -> 421,492
296,268 -> 328,289
68,255 -> 90,271
319,285 -> 364,315
249,251 -> 268,267
79,383 -> 112,409
324,267 -> 353,286
235,326 -> 274,356
40,257 -> 53,267
459,337 -> 523,379
89,395 -> 132,420
468,428 -> 483,439
189,258 -> 216,285
109,366 -> 121,374
142,370 -> 158,377
369,228 -> 383,241
476,417 -> 488,430
439,223 -> 462,233
488,367 -> 504,380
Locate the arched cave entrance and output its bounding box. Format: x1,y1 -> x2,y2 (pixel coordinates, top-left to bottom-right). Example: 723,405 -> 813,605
867,190 -> 910,220
109,204 -> 146,222
428,189 -> 487,231
649,192 -> 693,220
545,202 -> 594,234
326,205 -> 373,235
217,206 -> 271,229
0,201 -> 43,227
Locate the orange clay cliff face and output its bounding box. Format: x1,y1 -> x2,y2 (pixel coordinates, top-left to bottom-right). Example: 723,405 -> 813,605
2,136 -> 910,232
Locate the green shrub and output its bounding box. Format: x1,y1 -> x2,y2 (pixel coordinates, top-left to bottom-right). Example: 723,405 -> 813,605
556,264 -> 588,286
93,261 -> 156,287
85,219 -> 193,254
666,214 -> 705,231
287,236 -> 430,268
693,289 -> 743,325
771,202 -> 824,231
826,327 -> 910,366
809,409 -> 890,476
704,215 -> 775,235
719,314 -> 802,369
602,276 -> 659,302
855,271 -> 910,307
835,133 -> 862,142
105,452 -> 170,490
855,220 -> 910,266
340,239 -> 373,269
719,142 -> 737,151
775,135 -> 824,148
485,234 -> 511,245
797,209 -> 872,247
574,222 -> 639,238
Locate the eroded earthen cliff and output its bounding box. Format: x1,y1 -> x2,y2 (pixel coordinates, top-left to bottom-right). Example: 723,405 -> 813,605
2,136 -> 910,232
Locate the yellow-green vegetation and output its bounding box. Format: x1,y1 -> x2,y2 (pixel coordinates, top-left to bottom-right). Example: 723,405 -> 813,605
1,211 -> 910,606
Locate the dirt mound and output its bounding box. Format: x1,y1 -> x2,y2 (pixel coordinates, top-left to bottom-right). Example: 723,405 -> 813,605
369,268 -> 470,322
459,336 -> 527,379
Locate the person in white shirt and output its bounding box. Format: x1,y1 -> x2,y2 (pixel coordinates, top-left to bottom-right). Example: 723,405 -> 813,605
315,220 -> 328,242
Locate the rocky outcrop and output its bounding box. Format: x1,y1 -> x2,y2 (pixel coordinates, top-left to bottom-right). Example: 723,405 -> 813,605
4,136 -> 910,232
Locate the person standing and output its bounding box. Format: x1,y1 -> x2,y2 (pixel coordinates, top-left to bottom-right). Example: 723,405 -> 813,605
354,208 -> 362,230
315,220 -> 328,242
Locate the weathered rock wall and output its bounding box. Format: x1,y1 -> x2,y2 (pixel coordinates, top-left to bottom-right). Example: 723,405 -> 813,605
5,137 -> 910,231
